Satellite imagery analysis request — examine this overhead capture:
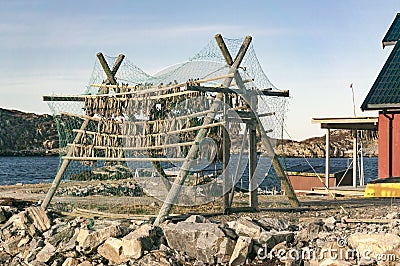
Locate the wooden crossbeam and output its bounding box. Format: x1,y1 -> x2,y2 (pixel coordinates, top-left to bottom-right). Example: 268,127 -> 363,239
261,89 -> 289,97
62,156 -> 187,162
186,85 -> 289,97
59,110 -> 217,124
72,121 -> 224,138
67,141 -> 196,151
43,73 -> 235,102
43,95 -> 86,102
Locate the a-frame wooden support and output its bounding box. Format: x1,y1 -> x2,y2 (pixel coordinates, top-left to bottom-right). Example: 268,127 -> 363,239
97,52 -> 125,86
153,35 -> 251,225
41,53 -> 125,210
96,52 -> 125,94
153,34 -> 300,226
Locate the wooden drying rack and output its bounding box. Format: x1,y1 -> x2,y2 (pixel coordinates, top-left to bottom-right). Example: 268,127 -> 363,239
41,34 -> 299,225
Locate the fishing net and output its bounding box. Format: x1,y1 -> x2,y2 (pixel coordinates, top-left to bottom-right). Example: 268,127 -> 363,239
45,36 -> 289,213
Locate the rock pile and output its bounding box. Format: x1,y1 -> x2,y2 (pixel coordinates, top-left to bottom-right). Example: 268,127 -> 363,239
56,181 -> 143,197
1,206 -> 400,265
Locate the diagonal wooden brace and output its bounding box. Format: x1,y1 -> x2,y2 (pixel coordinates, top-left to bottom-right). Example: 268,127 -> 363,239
41,118 -> 91,209
233,71 -> 300,207
153,34 -> 252,225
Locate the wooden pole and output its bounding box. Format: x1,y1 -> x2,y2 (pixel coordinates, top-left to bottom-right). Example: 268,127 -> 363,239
62,156 -> 187,162
153,35 -> 252,226
360,141 -> 364,186
325,128 -> 330,188
41,118 -> 90,209
233,71 -> 300,207
215,34 -> 234,66
62,109 -> 216,124
229,126 -> 248,206
68,141 -> 196,151
90,73 -> 235,94
72,121 -> 224,138
97,52 -> 117,85
111,54 -> 125,77
223,93 -> 231,213
248,119 -> 258,209
353,132 -> 357,188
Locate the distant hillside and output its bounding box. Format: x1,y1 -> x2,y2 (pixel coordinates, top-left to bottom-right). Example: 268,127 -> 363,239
274,129 -> 378,158
0,108 -> 58,155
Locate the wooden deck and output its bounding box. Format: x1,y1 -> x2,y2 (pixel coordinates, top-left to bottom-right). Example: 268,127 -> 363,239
296,186 -> 366,196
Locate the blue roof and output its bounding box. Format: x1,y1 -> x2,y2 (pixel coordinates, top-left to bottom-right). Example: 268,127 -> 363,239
361,13 -> 400,111
383,13 -> 400,47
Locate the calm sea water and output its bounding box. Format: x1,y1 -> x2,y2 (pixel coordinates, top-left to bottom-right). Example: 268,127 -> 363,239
0,156 -> 378,189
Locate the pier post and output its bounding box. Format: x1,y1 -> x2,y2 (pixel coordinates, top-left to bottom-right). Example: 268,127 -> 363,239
325,128 -> 330,188
353,131 -> 357,187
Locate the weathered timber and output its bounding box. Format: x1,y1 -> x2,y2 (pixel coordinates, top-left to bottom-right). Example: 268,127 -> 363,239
72,121 -> 224,137
233,70 -> 300,207
67,141 -> 197,151
229,125 -> 248,207
344,218 -> 400,224
97,52 -> 118,85
111,54 -> 125,77
62,156 -> 187,162
41,118 -> 90,209
261,89 -> 290,97
248,116 -> 258,209
153,34 -> 253,226
223,93 -> 231,213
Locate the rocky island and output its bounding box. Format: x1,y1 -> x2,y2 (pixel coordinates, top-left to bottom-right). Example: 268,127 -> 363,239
0,108 -> 58,156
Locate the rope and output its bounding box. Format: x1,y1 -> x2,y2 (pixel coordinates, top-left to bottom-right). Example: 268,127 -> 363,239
274,115 -> 349,215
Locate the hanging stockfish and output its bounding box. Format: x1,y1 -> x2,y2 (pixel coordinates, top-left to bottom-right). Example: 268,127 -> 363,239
79,145 -> 84,158
163,120 -> 169,133
132,123 -> 137,135
170,118 -> 176,132
178,118 -> 184,130
136,135 -> 141,148
118,147 -> 124,158
81,131 -> 87,145
73,145 -> 79,157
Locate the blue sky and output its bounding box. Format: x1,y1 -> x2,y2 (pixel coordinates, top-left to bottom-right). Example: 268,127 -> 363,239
1,1 -> 399,140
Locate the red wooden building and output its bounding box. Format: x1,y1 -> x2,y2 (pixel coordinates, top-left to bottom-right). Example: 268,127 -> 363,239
361,13 -> 400,179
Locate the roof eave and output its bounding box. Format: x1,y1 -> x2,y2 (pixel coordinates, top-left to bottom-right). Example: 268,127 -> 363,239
364,103 -> 400,111
382,40 -> 398,49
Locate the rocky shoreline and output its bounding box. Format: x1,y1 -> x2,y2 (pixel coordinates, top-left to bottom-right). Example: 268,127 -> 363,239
0,197 -> 399,265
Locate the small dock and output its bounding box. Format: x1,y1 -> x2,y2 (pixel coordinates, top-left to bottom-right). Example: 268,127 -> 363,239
312,116 -> 378,189
296,186 -> 366,196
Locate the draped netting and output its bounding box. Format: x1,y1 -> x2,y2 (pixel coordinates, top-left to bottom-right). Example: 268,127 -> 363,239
46,36 -> 289,211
